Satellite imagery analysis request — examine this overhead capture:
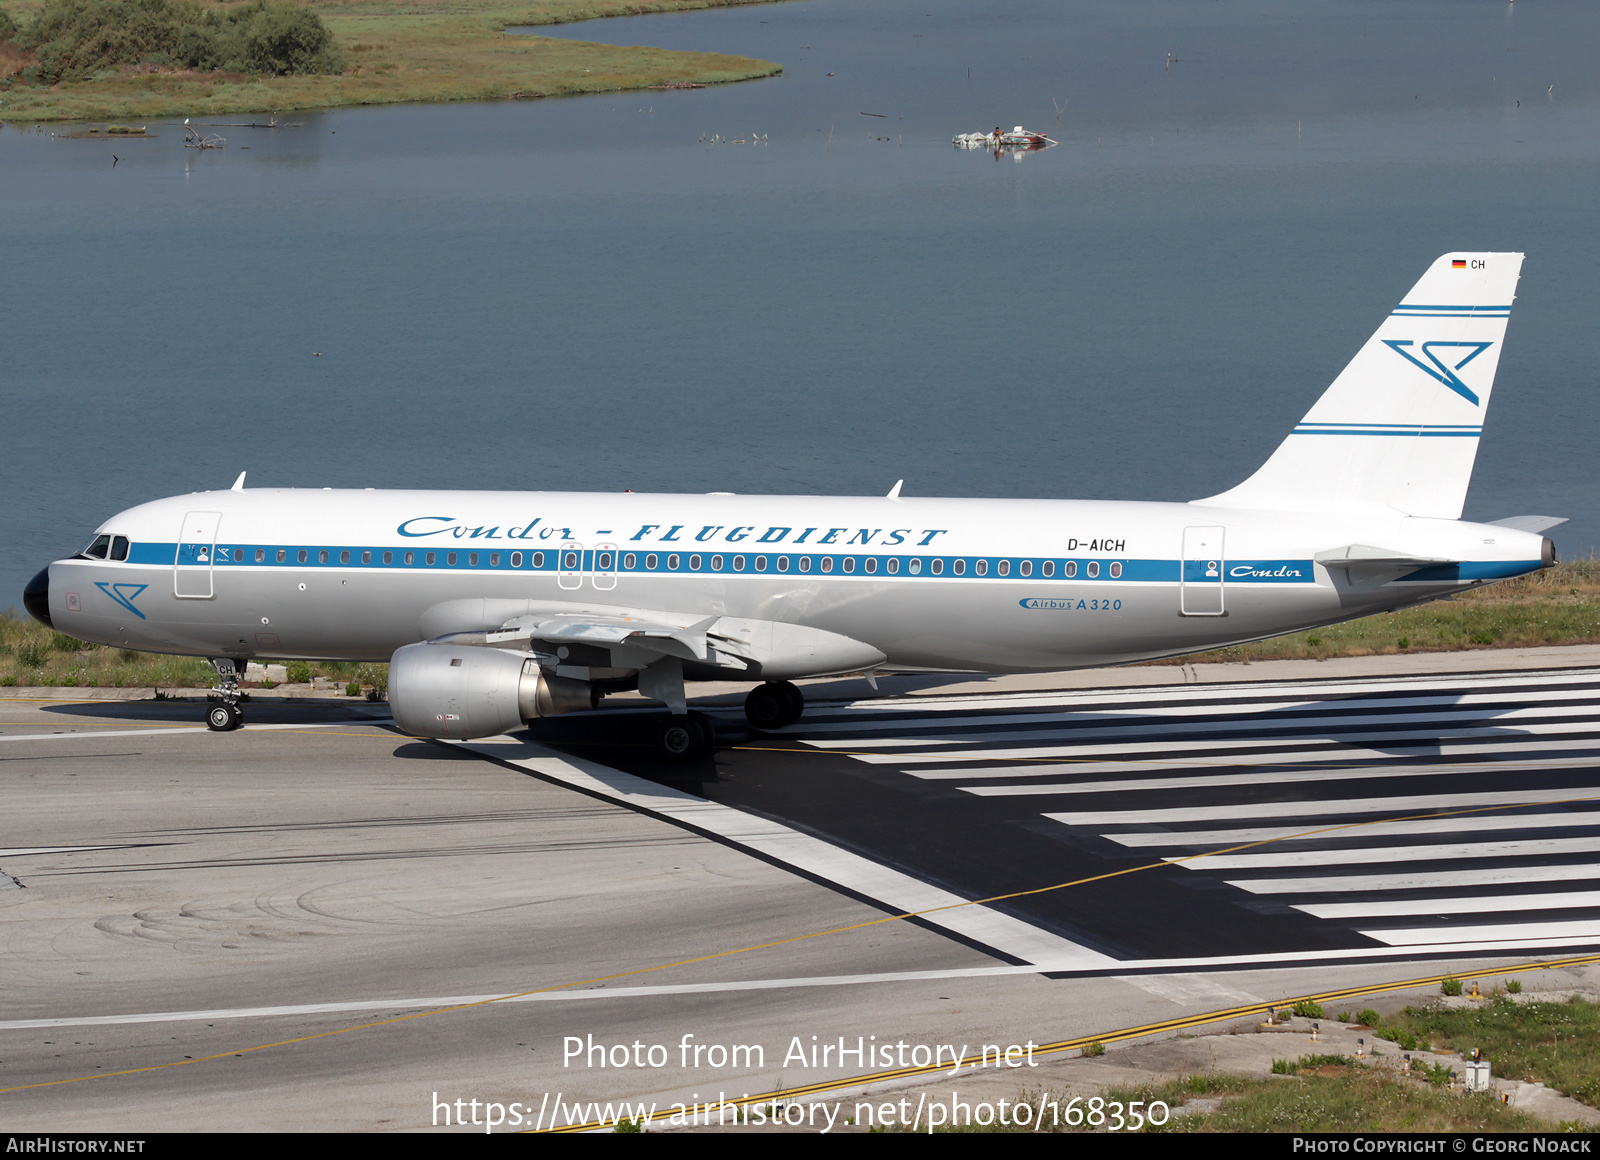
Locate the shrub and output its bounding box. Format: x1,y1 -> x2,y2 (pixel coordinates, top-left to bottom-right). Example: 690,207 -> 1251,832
1441,977 -> 1464,997
1505,979 -> 1522,994
1271,1057 -> 1296,1074
345,680 -> 361,697
1082,1041 -> 1106,1057
15,643 -> 48,668
286,661 -> 311,684
1293,1000 -> 1326,1019
19,0 -> 343,83
1356,1009 -> 1382,1028
0,9 -> 18,43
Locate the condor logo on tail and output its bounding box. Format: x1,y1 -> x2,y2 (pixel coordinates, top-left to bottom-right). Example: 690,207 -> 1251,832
1381,340 -> 1495,405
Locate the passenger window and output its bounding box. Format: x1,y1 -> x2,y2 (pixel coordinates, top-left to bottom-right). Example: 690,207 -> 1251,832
1019,560 -> 1031,577
667,554 -> 680,570
84,534 -> 111,559
953,560 -> 965,576
340,550 -> 351,564
234,549 -> 244,563
1064,561 -> 1076,578
690,554 -> 702,570
1042,560 -> 1054,577
362,551 -> 372,564
319,550 -> 330,564
932,559 -> 943,575
426,552 -> 436,566
623,553 -> 635,569
865,558 -> 877,574
777,556 -> 789,572
755,556 -> 767,571
910,559 -> 921,574
468,553 -> 478,566
490,553 -> 500,567
842,558 -> 854,573
976,560 -> 988,576
1110,561 -> 1123,579
298,550 -> 309,564
887,558 -> 899,574
821,558 -> 833,573
645,553 -> 658,569
1087,561 -> 1100,578
732,555 -> 744,571
382,551 -> 392,565
278,549 -> 287,563
255,549 -> 266,563
509,552 -> 520,567
799,557 -> 811,572
447,552 -> 457,566
532,552 -> 544,568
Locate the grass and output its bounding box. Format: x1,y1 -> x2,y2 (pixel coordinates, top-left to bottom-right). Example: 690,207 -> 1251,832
0,610 -> 384,690
1393,995 -> 1600,1110
1113,1070 -> 1549,1133
0,0 -> 786,122
5,560 -> 1600,689
916,1069 -> 1548,1133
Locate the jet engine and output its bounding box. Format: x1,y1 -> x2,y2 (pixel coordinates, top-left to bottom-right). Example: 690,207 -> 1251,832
388,641 -> 592,739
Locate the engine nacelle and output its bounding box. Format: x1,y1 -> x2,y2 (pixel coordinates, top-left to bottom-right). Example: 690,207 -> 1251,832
389,642 -> 592,739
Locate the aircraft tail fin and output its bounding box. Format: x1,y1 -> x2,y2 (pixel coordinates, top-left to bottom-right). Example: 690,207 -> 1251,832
1197,252 -> 1524,519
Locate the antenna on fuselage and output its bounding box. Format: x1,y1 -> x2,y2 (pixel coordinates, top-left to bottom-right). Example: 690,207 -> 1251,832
886,479 -> 903,499
231,471 -> 247,491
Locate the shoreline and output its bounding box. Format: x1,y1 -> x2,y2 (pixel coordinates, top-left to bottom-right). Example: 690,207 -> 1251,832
0,0 -> 788,123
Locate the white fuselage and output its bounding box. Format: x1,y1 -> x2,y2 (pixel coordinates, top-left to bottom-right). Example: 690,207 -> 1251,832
39,487 -> 1547,674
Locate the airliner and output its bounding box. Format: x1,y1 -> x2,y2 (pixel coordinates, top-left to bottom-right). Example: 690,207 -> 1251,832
24,253 -> 1559,758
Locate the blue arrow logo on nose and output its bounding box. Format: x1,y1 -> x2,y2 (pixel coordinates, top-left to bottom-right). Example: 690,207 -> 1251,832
94,582 -> 148,619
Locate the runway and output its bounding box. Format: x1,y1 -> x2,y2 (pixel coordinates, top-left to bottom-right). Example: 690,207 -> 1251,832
529,666 -> 1600,969
1,660 -> 1597,1130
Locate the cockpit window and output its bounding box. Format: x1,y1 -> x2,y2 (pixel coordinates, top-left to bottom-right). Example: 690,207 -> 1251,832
84,534 -> 111,559
109,536 -> 130,562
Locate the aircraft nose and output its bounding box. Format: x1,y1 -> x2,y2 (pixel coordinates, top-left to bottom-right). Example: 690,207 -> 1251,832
24,566 -> 52,629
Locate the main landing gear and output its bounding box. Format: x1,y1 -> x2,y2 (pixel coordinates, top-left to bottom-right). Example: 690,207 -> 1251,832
657,711 -> 716,761
743,681 -> 804,730
205,657 -> 247,732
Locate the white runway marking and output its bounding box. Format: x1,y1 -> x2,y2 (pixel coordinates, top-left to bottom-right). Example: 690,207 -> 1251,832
0,719 -> 393,743
807,668 -> 1600,960
1298,890 -> 1600,920
450,735 -> 1114,970
1104,810 -> 1600,847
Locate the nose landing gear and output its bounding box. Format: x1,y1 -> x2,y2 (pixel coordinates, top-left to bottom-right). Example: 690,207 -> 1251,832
205,656 -> 248,732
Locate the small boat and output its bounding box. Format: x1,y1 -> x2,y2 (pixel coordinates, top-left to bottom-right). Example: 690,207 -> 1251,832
953,125 -> 1056,150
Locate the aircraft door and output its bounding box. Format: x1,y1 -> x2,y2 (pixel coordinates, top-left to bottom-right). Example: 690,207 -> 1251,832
592,543 -> 617,591
1181,526 -> 1225,616
558,542 -> 583,591
174,510 -> 222,599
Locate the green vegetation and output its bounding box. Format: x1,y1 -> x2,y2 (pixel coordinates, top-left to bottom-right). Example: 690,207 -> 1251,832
1291,1000 -> 1326,1020
0,0 -> 786,121
1119,1069 -> 1545,1133
14,0 -> 342,85
1441,977 -> 1464,997
0,611 -> 383,691
1393,995 -> 1600,1109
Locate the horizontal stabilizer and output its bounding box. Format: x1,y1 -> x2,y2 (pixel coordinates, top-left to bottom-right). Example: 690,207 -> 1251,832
1198,252 -> 1524,519
1488,515 -> 1568,534
1313,545 -> 1454,568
